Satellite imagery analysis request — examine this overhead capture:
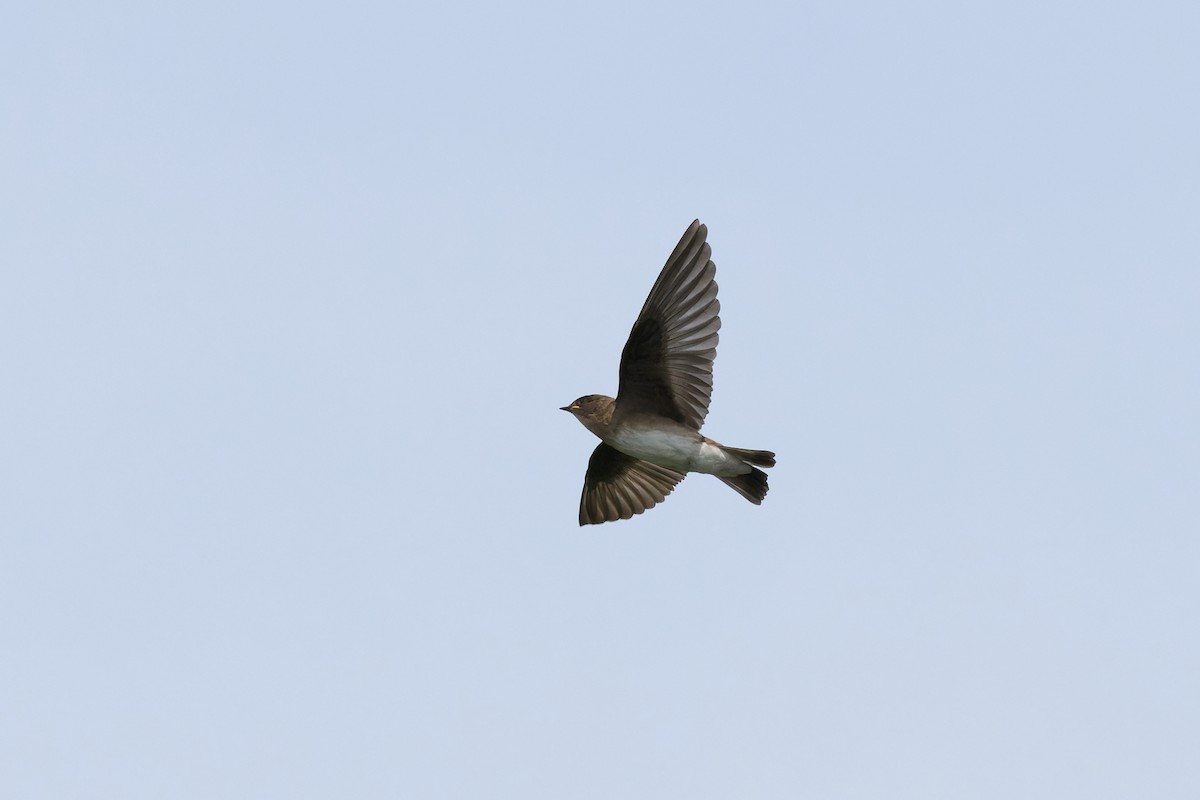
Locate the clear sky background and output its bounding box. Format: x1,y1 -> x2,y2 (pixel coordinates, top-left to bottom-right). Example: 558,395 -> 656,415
2,2 -> 1197,797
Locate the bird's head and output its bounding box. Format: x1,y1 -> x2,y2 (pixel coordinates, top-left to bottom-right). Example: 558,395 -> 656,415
560,394 -> 616,436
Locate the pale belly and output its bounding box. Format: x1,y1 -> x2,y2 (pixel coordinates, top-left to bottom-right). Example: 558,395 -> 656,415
607,427 -> 749,476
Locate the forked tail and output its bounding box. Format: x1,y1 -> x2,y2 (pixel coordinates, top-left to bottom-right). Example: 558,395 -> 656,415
722,446 -> 776,468
716,445 -> 775,504
718,466 -> 770,504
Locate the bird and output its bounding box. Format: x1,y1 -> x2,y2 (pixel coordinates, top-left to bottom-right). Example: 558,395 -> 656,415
561,220 -> 775,525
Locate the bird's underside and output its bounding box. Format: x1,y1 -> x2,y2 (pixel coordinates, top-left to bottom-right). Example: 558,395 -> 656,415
563,220 -> 775,525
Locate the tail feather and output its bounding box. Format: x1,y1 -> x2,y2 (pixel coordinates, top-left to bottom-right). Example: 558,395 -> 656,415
718,466 -> 769,504
722,446 -> 776,468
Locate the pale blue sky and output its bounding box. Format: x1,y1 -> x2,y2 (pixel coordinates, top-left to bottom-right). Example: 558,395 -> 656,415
2,1 -> 1198,797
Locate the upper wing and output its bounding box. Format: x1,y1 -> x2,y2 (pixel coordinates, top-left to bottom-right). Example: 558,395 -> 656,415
579,443 -> 686,526
615,220 -> 720,430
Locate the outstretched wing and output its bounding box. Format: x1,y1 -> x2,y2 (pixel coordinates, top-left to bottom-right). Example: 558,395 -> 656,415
616,220 -> 720,431
579,443 -> 686,526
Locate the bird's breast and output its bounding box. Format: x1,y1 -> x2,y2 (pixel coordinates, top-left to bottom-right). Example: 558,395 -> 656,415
607,427 -> 701,472
606,424 -> 747,477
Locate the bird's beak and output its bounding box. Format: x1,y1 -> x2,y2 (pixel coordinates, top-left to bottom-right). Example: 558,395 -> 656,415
559,406 -> 572,412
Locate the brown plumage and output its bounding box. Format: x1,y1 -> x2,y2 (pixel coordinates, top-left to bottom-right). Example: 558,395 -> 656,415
561,220 -> 777,526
